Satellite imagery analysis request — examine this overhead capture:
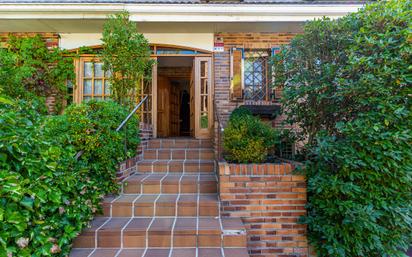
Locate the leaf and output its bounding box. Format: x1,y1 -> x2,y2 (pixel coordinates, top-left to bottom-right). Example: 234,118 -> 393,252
20,196 -> 34,210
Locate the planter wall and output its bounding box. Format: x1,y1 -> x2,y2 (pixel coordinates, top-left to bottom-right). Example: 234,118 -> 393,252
218,161 -> 309,257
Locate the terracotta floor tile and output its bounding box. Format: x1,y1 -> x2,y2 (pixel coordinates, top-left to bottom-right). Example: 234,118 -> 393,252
198,248 -> 223,257
221,218 -> 245,230
224,248 -> 250,257
134,195 -> 158,216
156,195 -> 178,216
69,248 -> 93,257
98,218 -> 130,248
143,249 -> 170,257
123,218 -> 152,247
198,218 -> 221,234
178,195 -> 197,216
171,149 -> 185,159
117,249 -> 145,257
148,218 -> 175,233
173,218 -> 197,247
111,195 -> 139,217
89,249 -> 119,257
170,248 -> 197,257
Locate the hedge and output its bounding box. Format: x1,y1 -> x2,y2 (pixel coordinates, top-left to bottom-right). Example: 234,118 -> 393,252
273,0 -> 412,256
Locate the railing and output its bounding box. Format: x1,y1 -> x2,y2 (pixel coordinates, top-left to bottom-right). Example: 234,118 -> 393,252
214,99 -> 224,161
74,95 -> 148,160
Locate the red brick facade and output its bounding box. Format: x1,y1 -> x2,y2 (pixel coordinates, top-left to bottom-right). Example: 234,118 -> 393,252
213,32 -> 296,126
219,161 -> 308,257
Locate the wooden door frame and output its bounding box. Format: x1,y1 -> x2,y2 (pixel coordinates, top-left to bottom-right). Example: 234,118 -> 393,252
152,54 -> 213,139
152,59 -> 158,138
194,57 -> 213,139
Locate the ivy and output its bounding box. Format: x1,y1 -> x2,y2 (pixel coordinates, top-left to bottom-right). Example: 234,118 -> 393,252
0,99 -> 139,256
0,35 -> 75,113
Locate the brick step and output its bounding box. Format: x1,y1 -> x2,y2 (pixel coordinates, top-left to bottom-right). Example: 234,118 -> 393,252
148,138 -> 213,149
102,194 -> 219,217
70,247 -> 250,257
122,174 -> 217,194
142,148 -> 214,160
72,217 -> 247,249
136,160 -> 215,173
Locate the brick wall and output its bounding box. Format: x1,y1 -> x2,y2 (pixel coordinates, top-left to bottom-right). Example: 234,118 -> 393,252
219,161 -> 308,257
117,122 -> 153,181
0,32 -> 59,49
213,32 -> 296,127
213,32 -> 297,157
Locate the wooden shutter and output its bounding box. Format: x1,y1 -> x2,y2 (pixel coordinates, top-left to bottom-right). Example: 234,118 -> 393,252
230,48 -> 243,101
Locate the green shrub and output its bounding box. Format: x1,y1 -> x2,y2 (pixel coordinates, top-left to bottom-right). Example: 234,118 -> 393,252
0,99 -> 140,256
273,0 -> 412,256
223,107 -> 278,163
46,100 -> 140,193
0,100 -> 102,256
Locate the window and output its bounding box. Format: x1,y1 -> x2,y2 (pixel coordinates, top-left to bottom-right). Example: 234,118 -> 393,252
243,50 -> 270,101
80,59 -> 111,102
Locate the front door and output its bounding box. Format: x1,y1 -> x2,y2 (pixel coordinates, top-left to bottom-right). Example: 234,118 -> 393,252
157,76 -> 170,137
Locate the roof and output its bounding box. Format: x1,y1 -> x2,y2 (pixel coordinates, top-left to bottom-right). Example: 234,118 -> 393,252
0,0 -> 372,4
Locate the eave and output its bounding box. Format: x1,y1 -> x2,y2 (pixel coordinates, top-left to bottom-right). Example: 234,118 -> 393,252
0,4 -> 364,22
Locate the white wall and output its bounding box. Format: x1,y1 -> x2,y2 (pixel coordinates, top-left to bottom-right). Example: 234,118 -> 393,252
59,33 -> 214,51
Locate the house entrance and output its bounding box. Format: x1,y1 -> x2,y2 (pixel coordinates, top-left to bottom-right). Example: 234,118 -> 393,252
156,56 -> 193,137
134,44 -> 213,139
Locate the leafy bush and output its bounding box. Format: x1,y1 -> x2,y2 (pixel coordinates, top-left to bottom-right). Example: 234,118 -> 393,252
0,99 -> 140,256
223,106 -> 278,163
46,100 -> 140,193
0,35 -> 75,112
0,100 -> 102,256
273,0 -> 412,256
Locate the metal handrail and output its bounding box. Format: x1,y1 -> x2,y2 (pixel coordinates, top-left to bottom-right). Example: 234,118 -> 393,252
214,99 -> 224,161
74,95 -> 148,160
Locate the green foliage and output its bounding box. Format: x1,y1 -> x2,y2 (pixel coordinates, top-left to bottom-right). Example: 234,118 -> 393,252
101,11 -> 154,106
273,0 -> 412,256
46,100 -> 140,193
0,35 -> 75,112
0,99 -> 140,256
223,107 -> 278,163
0,99 -> 102,256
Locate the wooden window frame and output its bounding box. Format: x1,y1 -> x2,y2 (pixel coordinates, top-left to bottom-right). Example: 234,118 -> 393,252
73,57 -> 111,103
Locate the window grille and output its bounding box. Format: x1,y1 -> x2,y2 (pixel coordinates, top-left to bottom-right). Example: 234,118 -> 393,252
244,50 -> 270,101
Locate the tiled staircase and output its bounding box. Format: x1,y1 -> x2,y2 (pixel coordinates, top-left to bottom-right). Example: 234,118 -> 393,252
70,138 -> 249,257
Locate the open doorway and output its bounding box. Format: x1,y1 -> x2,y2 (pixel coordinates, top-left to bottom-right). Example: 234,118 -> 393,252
156,56 -> 193,137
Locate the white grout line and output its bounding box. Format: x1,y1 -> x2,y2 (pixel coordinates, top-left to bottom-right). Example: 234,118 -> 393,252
86,217 -> 112,257
110,195 -> 123,217
217,194 -> 226,257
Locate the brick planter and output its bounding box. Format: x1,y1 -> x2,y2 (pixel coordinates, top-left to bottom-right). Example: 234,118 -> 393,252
218,161 -> 309,257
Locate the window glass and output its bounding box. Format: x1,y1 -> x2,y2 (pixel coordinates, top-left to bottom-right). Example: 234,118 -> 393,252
81,60 -> 111,101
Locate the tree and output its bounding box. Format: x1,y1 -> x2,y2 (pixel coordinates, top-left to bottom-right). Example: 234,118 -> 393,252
273,0 -> 412,256
101,11 -> 154,106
